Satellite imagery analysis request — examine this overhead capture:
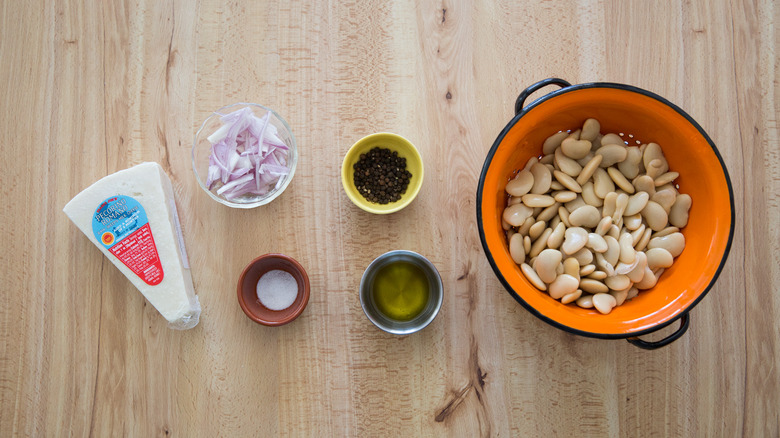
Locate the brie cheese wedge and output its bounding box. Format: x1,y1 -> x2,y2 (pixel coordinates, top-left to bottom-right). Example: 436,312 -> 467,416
63,162 -> 201,329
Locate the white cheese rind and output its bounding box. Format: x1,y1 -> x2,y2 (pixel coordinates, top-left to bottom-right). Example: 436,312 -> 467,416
63,162 -> 201,329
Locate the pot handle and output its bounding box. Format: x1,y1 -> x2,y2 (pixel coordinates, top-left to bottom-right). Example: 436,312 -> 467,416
514,78 -> 571,115
626,313 -> 690,350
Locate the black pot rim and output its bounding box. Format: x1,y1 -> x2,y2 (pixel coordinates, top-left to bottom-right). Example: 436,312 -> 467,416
476,81 -> 735,340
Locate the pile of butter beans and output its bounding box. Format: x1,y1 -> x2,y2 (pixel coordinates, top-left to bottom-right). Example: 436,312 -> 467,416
502,118 -> 692,315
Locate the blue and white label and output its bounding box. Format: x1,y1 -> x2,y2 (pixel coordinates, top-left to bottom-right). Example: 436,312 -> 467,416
92,195 -> 148,248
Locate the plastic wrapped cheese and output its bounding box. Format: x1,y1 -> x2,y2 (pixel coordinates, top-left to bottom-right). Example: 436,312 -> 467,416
63,162 -> 201,329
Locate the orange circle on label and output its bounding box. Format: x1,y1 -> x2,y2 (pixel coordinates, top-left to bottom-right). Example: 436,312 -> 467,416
101,232 -> 114,245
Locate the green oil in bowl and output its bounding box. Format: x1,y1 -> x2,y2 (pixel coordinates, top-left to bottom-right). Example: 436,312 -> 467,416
371,261 -> 430,321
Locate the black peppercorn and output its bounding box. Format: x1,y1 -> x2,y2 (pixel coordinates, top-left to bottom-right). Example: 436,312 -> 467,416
353,147 -> 413,204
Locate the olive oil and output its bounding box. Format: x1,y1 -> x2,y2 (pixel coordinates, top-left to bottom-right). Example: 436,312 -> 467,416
371,261 -> 430,321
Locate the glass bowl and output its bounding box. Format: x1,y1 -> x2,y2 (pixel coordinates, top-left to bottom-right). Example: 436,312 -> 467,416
192,103 -> 298,208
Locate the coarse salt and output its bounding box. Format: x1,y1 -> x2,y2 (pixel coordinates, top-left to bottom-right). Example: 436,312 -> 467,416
256,269 -> 298,310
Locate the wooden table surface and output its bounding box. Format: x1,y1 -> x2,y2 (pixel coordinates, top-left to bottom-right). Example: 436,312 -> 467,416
2,1 -> 778,436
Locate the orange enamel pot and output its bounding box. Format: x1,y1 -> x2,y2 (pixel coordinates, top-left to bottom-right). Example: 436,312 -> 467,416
477,79 -> 734,349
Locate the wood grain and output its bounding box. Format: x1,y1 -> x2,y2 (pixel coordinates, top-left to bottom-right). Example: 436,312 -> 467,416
1,0 -> 778,436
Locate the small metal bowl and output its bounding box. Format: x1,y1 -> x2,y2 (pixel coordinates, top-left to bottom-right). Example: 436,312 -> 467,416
359,250 -> 443,335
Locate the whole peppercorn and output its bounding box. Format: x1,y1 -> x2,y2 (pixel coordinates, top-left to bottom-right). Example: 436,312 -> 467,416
353,147 -> 412,204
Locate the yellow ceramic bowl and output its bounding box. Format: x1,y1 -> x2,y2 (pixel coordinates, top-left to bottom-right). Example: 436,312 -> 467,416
341,133 -> 424,214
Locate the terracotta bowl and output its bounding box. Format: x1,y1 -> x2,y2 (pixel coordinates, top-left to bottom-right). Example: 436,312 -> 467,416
477,79 -> 734,349
237,254 -> 310,326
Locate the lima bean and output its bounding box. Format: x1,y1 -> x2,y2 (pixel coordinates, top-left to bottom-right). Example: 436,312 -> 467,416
646,247 -> 674,270
569,205 -> 601,228
522,193 -> 556,208
506,170 -> 534,196
593,168 -> 615,198
580,278 -> 609,294
654,171 -> 679,187
647,232 -> 685,257
623,213 -> 643,230
518,216 -> 536,236
593,293 -> 617,314
534,249 -> 563,284
553,170 -> 583,193
581,182 -> 603,207
618,146 -> 643,179
561,138 -> 592,160
601,133 -> 623,146
553,190 -> 577,203
537,203 -> 562,222
549,274 -> 579,299
529,228 -> 554,258
587,270 -> 608,280
611,289 -> 628,306
529,221 -> 546,240
596,216 -> 613,235
607,166 -> 635,194
581,118 -> 600,141
596,144 -> 628,167
547,222 -> 566,249
509,233 -> 525,264
543,131 -> 569,155
640,200 -> 668,231
550,181 -> 566,191
562,227 -> 589,255
576,154 -> 603,185
632,175 -> 656,197
530,163 -> 552,194
643,143 -> 668,174
634,228 -> 652,252
576,295 -> 594,309
555,147 -> 583,177
624,191 -> 650,216
563,257 -> 581,279
669,194 -> 692,228
503,203 -> 533,227
561,289 -> 583,304
521,263 -> 547,290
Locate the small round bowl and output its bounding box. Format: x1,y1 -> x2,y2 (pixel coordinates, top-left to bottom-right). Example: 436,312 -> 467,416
192,103 -> 298,209
477,79 -> 734,349
359,250 -> 443,335
237,254 -> 310,326
341,133 -> 424,214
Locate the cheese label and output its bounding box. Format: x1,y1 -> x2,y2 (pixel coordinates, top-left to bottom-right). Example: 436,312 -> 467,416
91,195 -> 164,286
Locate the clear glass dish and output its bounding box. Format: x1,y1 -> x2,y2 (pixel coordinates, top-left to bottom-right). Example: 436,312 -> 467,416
191,103 -> 298,208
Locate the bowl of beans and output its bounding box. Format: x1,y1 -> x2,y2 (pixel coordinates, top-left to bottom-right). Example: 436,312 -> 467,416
477,78 -> 734,349
341,132 -> 424,214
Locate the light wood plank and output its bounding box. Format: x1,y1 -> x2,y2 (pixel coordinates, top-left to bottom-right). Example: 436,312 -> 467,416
0,0 -> 777,436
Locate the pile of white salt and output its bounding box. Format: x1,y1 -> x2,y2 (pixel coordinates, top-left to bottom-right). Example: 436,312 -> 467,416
256,269 -> 298,310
